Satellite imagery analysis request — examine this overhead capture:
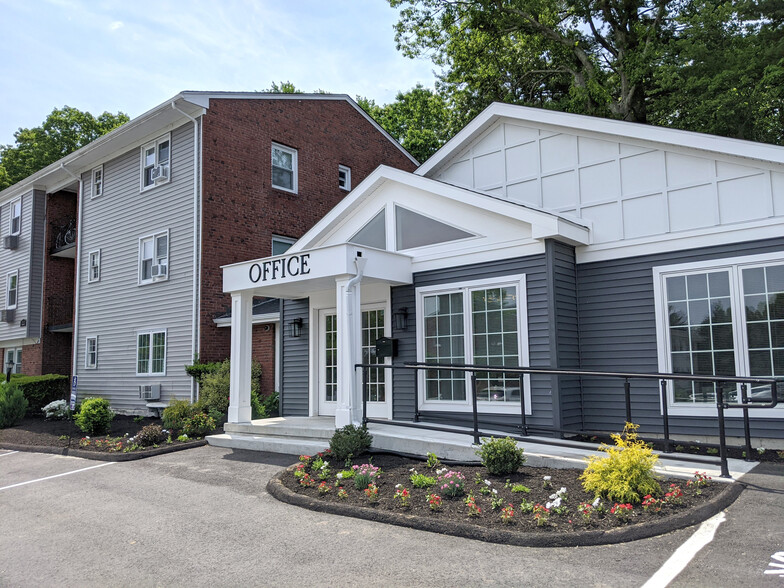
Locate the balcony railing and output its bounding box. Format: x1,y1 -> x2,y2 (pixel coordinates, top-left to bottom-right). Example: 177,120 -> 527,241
51,219 -> 77,254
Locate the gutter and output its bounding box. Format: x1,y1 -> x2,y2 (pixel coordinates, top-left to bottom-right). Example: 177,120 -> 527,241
345,252 -> 367,424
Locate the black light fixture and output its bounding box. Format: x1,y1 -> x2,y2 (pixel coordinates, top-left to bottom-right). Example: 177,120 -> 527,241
393,307 -> 408,331
290,317 -> 303,338
5,356 -> 14,383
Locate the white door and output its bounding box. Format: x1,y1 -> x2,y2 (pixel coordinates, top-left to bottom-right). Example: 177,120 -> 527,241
318,306 -> 391,419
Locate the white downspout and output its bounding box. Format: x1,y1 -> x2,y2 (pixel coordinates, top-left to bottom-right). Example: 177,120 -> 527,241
171,101 -> 201,403
61,164 -> 83,382
346,252 -> 367,424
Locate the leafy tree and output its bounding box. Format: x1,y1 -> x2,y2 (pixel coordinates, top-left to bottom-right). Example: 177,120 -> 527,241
264,81 -> 304,93
0,106 -> 129,190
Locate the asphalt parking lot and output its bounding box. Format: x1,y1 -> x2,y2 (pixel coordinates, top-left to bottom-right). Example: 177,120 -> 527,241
0,446 -> 782,587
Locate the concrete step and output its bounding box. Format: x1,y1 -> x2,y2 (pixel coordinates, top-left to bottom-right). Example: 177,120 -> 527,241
207,433 -> 328,456
223,417 -> 335,440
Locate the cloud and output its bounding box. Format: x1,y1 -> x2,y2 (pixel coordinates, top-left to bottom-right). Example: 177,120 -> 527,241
109,21 -> 124,31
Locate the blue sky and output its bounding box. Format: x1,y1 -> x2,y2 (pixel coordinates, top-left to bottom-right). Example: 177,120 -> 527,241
0,0 -> 438,145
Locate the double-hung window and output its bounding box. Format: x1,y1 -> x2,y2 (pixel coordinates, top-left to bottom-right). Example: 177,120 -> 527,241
417,275 -> 530,413
271,143 -> 297,193
6,271 -> 18,310
10,199 -> 21,235
338,165 -> 351,191
85,336 -> 98,369
88,250 -> 101,283
141,134 -> 171,190
137,330 -> 166,375
653,252 -> 784,416
92,166 -> 103,198
139,231 -> 169,284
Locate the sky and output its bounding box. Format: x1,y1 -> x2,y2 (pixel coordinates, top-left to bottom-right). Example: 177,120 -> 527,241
0,0 -> 438,146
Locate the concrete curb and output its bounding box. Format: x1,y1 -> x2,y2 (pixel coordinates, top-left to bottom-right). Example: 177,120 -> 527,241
266,465 -> 745,547
0,440 -> 207,461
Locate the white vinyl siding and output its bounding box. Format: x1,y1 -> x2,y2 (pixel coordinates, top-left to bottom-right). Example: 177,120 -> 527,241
271,143 -> 297,193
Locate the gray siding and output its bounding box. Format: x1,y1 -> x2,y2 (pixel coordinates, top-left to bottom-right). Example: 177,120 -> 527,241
577,236 -> 784,439
281,298 -> 310,416
74,122 -> 198,412
392,253 -> 556,435
0,189 -> 43,346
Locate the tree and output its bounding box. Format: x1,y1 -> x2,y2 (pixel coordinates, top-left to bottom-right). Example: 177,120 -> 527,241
0,106 -> 128,190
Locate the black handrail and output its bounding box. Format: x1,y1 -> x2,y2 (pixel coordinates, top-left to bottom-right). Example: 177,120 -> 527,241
355,361 -> 780,478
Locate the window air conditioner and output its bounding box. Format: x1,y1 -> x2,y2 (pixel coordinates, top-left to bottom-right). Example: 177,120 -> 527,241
3,235 -> 18,250
139,384 -> 161,401
1,309 -> 15,322
150,165 -> 169,182
151,264 -> 168,279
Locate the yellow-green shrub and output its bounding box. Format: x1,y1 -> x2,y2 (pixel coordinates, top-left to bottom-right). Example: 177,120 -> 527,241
580,422 -> 660,503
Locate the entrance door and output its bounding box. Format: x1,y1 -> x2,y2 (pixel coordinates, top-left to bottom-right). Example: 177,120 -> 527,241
318,306 -> 390,418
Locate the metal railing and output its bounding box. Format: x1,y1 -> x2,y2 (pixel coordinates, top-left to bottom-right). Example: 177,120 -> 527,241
355,361 -> 780,478
52,218 -> 77,252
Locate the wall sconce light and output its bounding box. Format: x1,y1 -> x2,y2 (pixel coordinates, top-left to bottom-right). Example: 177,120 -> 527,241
393,307 -> 408,331
290,317 -> 303,338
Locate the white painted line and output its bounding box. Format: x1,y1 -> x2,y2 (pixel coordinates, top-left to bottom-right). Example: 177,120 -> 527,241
0,462 -> 114,491
0,451 -> 19,457
640,511 -> 726,588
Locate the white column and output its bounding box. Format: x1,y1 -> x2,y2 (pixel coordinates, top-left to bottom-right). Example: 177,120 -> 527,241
335,277 -> 363,427
228,291 -> 253,423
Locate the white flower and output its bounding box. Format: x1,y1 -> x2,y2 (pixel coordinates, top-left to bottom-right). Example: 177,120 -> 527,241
484,479 -> 491,486
551,497 -> 562,508
436,467 -> 448,475
549,492 -> 558,500
543,476 -> 551,481
492,488 -> 498,495
592,497 -> 601,508
545,501 -> 552,509
395,484 -> 402,489
409,468 -> 417,473
336,473 -> 343,479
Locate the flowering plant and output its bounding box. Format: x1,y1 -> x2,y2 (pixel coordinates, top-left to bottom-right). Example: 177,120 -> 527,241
299,454 -> 311,465
664,484 -> 684,505
546,486 -> 569,515
299,473 -> 315,487
500,504 -> 515,523
533,503 -> 550,526
337,487 -> 348,500
464,493 -> 481,516
393,485 -> 411,507
364,483 -> 379,503
578,502 -> 594,522
42,399 -> 69,420
642,494 -> 663,512
436,470 -> 466,498
610,502 -> 633,522
687,471 -> 711,495
426,452 -> 441,468
79,437 -> 91,448
318,481 -> 331,495
352,463 -> 381,489
427,493 -> 442,511
542,475 -> 552,489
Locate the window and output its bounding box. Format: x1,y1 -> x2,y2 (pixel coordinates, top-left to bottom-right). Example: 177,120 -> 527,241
271,235 -> 296,256
6,271 -> 18,310
10,199 -> 21,235
140,134 -> 171,190
85,336 -> 98,369
137,330 -> 166,375
4,348 -> 21,374
338,165 -> 351,191
654,253 -> 784,415
271,143 -> 297,193
139,231 -> 169,284
92,166 -> 103,198
417,275 -> 530,413
88,250 -> 101,283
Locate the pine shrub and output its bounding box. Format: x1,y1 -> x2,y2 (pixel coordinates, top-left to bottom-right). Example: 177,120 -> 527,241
475,436 -> 526,475
329,424 -> 373,461
74,397 -> 115,435
0,383 -> 28,428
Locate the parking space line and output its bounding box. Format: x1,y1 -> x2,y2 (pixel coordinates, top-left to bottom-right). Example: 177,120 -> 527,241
0,451 -> 19,457
640,511 -> 726,588
0,462 -> 115,491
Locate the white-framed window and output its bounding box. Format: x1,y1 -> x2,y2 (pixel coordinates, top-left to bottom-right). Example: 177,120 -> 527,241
138,231 -> 169,285
5,347 -> 22,374
653,251 -> 784,417
9,198 -> 21,235
416,274 -> 531,414
6,271 -> 18,310
271,235 -> 296,256
137,329 -> 166,375
338,164 -> 351,191
85,336 -> 98,369
271,143 -> 297,193
140,134 -> 171,190
92,166 -> 103,198
88,250 -> 101,283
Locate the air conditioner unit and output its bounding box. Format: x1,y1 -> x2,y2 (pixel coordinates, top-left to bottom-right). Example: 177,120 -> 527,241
3,235 -> 18,250
139,384 -> 161,401
150,165 -> 169,182
1,309 -> 15,322
151,264 -> 168,279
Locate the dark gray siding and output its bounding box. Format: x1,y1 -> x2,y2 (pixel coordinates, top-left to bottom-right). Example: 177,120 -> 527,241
26,190 -> 47,339
392,253 -> 556,435
577,237 -> 784,439
281,298 -> 309,416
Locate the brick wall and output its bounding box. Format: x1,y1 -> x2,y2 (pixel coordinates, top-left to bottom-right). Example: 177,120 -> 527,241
23,191 -> 76,376
251,323 -> 276,396
198,98 -> 417,389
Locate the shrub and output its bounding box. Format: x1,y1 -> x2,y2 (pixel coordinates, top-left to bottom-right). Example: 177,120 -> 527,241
0,383 -> 28,428
182,412 -> 216,437
74,397 -> 115,435
580,422 -> 660,503
163,399 -> 196,430
135,424 -> 167,447
42,399 -> 70,420
12,374 -> 69,416
194,359 -> 263,418
476,436 -> 526,475
329,424 -> 373,461
184,361 -> 223,385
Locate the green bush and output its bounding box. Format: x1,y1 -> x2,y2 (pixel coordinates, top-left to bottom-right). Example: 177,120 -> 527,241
182,413 -> 216,437
580,422 -> 660,503
74,397 -> 115,435
162,399 -> 196,430
136,424 -> 167,447
475,436 -> 526,475
0,383 -> 28,428
11,374 -> 69,416
184,361 -> 223,385
329,424 -> 373,461
194,359 -> 264,418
